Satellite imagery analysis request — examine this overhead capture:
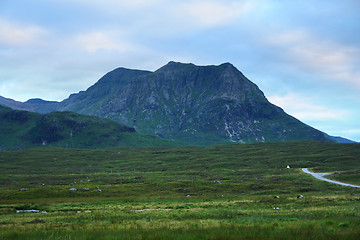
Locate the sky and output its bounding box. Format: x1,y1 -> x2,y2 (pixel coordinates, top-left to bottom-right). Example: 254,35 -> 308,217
0,0 -> 359,142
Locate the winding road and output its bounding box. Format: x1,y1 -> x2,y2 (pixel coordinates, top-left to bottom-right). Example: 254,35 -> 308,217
302,168 -> 360,188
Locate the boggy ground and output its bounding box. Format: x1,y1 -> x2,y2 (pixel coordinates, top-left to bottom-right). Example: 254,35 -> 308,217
0,142 -> 360,239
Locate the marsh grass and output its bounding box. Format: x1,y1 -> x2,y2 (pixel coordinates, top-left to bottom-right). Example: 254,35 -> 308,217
0,142 -> 360,239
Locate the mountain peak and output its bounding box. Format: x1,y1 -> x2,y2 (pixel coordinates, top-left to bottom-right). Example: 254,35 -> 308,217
219,62 -> 234,67
155,62 -> 242,79
164,61 -> 235,68
156,61 -> 196,72
166,61 -> 195,66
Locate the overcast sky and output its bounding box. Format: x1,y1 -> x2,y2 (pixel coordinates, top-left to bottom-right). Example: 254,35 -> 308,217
0,0 -> 359,141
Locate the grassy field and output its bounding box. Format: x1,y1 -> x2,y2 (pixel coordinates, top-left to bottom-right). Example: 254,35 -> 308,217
0,142 -> 360,239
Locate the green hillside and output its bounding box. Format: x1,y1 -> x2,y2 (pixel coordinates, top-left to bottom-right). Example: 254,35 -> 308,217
0,105 -> 179,150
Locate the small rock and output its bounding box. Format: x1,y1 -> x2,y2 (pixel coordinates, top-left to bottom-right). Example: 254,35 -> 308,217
82,188 -> 90,191
69,188 -> 77,191
19,188 -> 28,191
186,194 -> 191,197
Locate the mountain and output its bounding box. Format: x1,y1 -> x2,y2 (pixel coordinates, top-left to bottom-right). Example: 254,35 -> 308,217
57,61 -> 331,144
0,96 -> 31,111
0,96 -> 58,113
0,105 -> 177,150
0,62 -> 351,144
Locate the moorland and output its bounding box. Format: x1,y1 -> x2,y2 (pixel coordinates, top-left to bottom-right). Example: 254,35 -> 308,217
1,141 -> 360,239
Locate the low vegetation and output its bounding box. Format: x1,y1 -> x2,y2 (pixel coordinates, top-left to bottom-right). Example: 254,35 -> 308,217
0,142 -> 359,239
0,105 -> 179,150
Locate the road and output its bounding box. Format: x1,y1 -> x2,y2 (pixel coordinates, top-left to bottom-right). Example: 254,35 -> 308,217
302,168 -> 360,188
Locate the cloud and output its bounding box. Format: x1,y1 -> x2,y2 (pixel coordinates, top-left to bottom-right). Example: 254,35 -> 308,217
268,93 -> 348,121
74,31 -> 134,53
264,29 -> 360,89
0,19 -> 47,47
178,1 -> 253,28
340,128 -> 360,137
59,0 -> 253,31
60,0 -> 161,9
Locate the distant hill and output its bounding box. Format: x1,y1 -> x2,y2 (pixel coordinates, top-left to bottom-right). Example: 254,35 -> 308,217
0,96 -> 58,114
326,135 -> 356,143
0,105 -> 178,150
0,62 -> 354,144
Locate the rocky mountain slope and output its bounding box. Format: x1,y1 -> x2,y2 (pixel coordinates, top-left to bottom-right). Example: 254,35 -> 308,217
0,62 -> 338,144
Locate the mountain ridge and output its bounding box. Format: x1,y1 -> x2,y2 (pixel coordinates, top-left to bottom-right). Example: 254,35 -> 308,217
0,62 -> 353,144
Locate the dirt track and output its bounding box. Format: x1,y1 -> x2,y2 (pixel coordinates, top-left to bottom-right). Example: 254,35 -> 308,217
302,168 -> 360,188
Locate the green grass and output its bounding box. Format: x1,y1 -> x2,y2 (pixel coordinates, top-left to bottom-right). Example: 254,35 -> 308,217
0,142 -> 360,239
